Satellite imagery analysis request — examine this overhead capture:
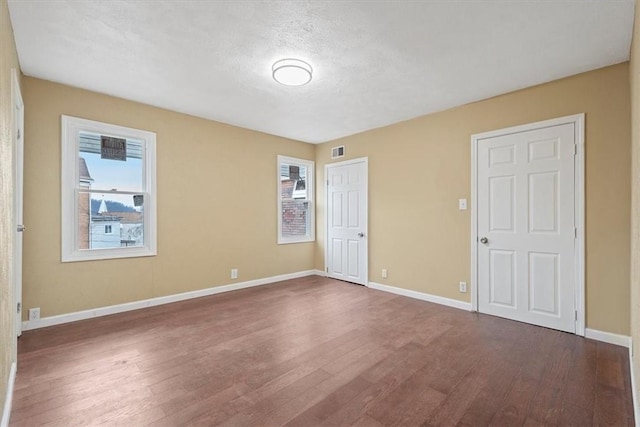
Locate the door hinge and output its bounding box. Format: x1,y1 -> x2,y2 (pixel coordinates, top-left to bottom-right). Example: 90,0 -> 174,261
17,129 -> 21,140
575,310 -> 578,321
574,227 -> 578,238
17,302 -> 21,313
574,144 -> 577,156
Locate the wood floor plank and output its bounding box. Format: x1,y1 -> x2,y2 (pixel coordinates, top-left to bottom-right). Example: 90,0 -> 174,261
365,367 -> 446,426
9,276 -> 634,426
487,326 -> 559,427
423,351 -> 501,427
285,376 -> 373,425
456,358 -> 519,426
350,413 -> 385,427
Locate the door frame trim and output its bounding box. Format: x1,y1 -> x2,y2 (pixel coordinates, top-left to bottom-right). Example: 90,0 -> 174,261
324,157 -> 369,286
12,68 -> 24,342
470,114 -> 585,336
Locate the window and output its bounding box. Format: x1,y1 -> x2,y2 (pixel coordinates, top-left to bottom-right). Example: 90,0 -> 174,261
277,155 -> 314,244
61,115 -> 156,262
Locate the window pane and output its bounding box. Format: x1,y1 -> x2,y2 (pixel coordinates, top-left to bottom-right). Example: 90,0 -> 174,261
280,163 -> 308,200
281,199 -> 310,239
63,116 -> 156,262
280,162 -> 310,238
277,156 -> 314,244
79,132 -> 143,192
78,192 -> 145,250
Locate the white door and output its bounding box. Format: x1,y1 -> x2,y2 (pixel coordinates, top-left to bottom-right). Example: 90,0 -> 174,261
13,69 -> 24,338
476,120 -> 578,333
326,158 -> 368,285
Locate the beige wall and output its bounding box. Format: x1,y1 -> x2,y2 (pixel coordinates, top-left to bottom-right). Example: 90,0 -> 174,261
0,0 -> 20,414
22,77 -> 315,318
629,0 -> 640,411
316,63 -> 631,335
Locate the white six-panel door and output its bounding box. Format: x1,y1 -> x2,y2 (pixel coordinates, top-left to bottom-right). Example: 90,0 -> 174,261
326,159 -> 368,285
476,121 -> 578,333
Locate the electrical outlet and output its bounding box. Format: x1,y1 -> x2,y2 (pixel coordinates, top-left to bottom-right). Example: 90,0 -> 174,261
458,198 -> 468,210
381,269 -> 388,279
459,282 -> 467,293
231,269 -> 238,279
28,307 -> 40,321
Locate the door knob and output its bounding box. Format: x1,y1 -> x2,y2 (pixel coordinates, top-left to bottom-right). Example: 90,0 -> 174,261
17,224 -> 25,232
480,237 -> 488,244
358,232 -> 364,238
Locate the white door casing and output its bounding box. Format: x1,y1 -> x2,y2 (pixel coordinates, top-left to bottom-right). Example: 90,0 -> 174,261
471,114 -> 585,335
325,158 -> 368,285
12,69 -> 24,339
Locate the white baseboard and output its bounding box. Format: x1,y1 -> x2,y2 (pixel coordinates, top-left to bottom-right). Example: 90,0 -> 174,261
629,341 -> 639,427
585,328 -> 631,348
365,283 -> 634,350
1,362 -> 16,427
367,281 -> 472,311
22,270 -> 319,331
312,269 -> 327,277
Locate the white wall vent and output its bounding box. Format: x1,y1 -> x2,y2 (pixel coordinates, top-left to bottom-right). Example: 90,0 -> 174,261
331,145 -> 345,159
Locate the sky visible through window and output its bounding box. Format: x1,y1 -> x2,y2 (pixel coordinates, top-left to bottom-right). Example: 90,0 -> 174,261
81,145 -> 143,209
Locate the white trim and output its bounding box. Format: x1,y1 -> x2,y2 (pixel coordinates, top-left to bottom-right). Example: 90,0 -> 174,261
573,115 -> 586,336
584,328 -> 631,348
22,270 -> 318,331
629,341 -> 639,427
324,157 -> 369,286
470,113 -> 586,336
471,129 -> 478,311
368,281 -> 472,311
277,155 -> 315,244
61,115 -> 157,262
12,68 -> 24,340
1,362 -> 16,427
312,269 -> 327,277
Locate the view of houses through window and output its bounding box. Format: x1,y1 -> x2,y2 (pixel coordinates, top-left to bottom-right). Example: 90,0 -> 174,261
278,156 -> 314,243
77,132 -> 145,250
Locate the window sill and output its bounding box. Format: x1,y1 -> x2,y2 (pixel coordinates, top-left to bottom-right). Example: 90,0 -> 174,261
277,238 -> 315,245
61,247 -> 156,263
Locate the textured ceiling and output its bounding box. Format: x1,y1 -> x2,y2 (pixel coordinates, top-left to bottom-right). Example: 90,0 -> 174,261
7,0 -> 635,143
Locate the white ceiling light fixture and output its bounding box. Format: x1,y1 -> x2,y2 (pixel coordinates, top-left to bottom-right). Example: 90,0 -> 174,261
272,58 -> 313,86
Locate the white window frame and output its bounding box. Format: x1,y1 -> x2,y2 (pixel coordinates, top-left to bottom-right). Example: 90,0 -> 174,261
277,155 -> 315,244
104,225 -> 113,235
61,115 -> 157,262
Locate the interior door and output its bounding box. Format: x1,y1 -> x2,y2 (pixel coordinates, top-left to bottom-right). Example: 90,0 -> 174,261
477,122 -> 576,333
13,69 -> 24,338
326,159 -> 368,285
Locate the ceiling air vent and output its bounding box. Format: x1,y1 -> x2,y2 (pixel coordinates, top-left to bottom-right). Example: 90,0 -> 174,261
331,145 -> 345,159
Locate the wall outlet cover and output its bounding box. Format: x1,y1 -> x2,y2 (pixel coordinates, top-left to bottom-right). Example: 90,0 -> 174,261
28,307 -> 40,321
459,282 -> 467,293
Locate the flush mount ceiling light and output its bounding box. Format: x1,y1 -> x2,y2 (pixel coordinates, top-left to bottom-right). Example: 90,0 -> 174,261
272,59 -> 313,86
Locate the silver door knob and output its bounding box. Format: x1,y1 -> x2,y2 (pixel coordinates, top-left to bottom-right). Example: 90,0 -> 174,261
480,237 -> 488,244
17,224 -> 26,232
358,232 -> 364,238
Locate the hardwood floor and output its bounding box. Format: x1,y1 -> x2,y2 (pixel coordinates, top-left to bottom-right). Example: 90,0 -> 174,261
10,275 -> 634,426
